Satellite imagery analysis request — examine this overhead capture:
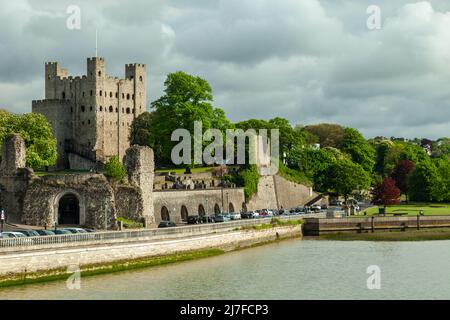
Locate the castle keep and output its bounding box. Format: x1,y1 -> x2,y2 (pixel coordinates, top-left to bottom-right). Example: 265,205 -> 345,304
32,57 -> 147,169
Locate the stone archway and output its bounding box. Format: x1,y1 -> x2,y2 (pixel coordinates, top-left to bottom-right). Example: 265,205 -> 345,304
181,205 -> 188,222
229,202 -> 235,213
53,190 -> 85,226
161,206 -> 170,221
214,204 -> 221,214
198,204 -> 206,217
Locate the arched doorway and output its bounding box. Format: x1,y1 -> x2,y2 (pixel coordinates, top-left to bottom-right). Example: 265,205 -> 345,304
181,205 -> 188,222
229,203 -> 235,213
198,204 -> 206,217
161,206 -> 170,221
58,194 -> 80,225
214,204 -> 221,214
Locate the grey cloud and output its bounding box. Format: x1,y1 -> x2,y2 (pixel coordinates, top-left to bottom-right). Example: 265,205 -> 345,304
1,0 -> 450,139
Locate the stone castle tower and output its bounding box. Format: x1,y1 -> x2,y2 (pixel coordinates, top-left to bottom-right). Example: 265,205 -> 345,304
32,57 -> 147,169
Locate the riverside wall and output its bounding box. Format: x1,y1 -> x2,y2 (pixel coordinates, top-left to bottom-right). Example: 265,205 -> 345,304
0,224 -> 301,277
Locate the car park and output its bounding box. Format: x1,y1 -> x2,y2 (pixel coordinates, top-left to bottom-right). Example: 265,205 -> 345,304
64,228 -> 88,234
53,229 -> 72,235
16,230 -> 40,237
35,230 -> 55,236
158,221 -> 176,228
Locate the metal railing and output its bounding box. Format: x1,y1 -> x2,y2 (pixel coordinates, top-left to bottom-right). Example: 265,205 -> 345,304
0,213 -> 322,250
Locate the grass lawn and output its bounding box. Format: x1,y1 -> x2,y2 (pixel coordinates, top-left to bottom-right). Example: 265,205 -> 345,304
361,203 -> 450,216
34,169 -> 93,177
155,167 -> 214,174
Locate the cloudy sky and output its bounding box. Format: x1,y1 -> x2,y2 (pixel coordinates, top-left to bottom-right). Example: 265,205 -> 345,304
1,0 -> 450,139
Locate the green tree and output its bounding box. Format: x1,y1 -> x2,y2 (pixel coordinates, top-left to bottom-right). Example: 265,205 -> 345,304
315,158 -> 371,203
0,110 -> 57,168
303,123 -> 345,148
132,71 -> 232,165
340,127 -> 376,172
408,162 -> 441,202
104,156 -> 126,182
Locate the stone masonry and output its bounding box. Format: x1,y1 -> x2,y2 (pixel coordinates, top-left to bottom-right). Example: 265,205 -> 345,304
32,57 -> 147,169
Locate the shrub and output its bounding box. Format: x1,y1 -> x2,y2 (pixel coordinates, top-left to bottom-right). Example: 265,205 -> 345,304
104,156 -> 126,182
117,217 -> 144,229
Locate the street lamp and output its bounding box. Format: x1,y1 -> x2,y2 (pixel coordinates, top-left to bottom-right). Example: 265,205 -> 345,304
205,198 -> 209,223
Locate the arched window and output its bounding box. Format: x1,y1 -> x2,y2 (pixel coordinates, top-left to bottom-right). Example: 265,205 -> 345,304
98,71 -> 101,77
122,93 -> 125,99
62,92 -> 66,99
99,106 -> 103,111
161,206 -> 170,221
115,92 -> 118,98
116,108 -> 118,113
181,205 -> 188,222
126,94 -> 130,100
229,203 -> 235,213
90,106 -> 93,111
90,90 -> 93,96
214,204 -> 221,214
139,76 -> 143,81
109,106 -> 113,112
100,90 -> 102,96
81,105 -> 85,112
126,108 -> 131,114
198,204 -> 206,217
110,92 -> 112,98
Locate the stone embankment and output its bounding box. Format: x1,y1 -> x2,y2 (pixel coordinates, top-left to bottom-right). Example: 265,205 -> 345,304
0,217 -> 303,285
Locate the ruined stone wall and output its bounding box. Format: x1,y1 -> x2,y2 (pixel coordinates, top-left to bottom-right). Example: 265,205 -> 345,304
113,185 -> 144,223
124,145 -> 155,227
22,174 -> 117,229
0,135 -> 30,223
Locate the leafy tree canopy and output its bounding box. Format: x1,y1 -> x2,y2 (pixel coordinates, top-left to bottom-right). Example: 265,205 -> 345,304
0,110 -> 57,168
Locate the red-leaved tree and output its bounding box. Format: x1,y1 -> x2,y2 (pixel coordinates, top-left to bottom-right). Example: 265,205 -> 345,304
371,178 -> 401,208
391,160 -> 415,201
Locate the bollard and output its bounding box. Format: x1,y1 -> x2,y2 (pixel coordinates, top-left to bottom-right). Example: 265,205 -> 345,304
371,216 -> 375,233
417,214 -> 420,230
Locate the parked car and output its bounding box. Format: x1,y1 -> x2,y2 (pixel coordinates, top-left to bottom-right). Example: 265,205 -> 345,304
201,215 -> 215,223
158,221 -> 176,228
16,230 -> 40,237
0,232 -> 33,244
311,205 -> 322,212
230,212 -> 241,220
35,230 -> 55,236
63,228 -> 88,234
0,232 -> 27,238
214,214 -> 231,223
53,229 -> 72,235
241,212 -> 253,219
187,215 -> 202,224
84,229 -> 96,233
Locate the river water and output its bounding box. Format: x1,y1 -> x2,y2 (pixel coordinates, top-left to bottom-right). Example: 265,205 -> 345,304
1,239 -> 450,300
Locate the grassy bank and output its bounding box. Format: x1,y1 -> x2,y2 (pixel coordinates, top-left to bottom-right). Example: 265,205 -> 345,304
0,249 -> 224,288
318,227 -> 450,241
361,203 -> 450,216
